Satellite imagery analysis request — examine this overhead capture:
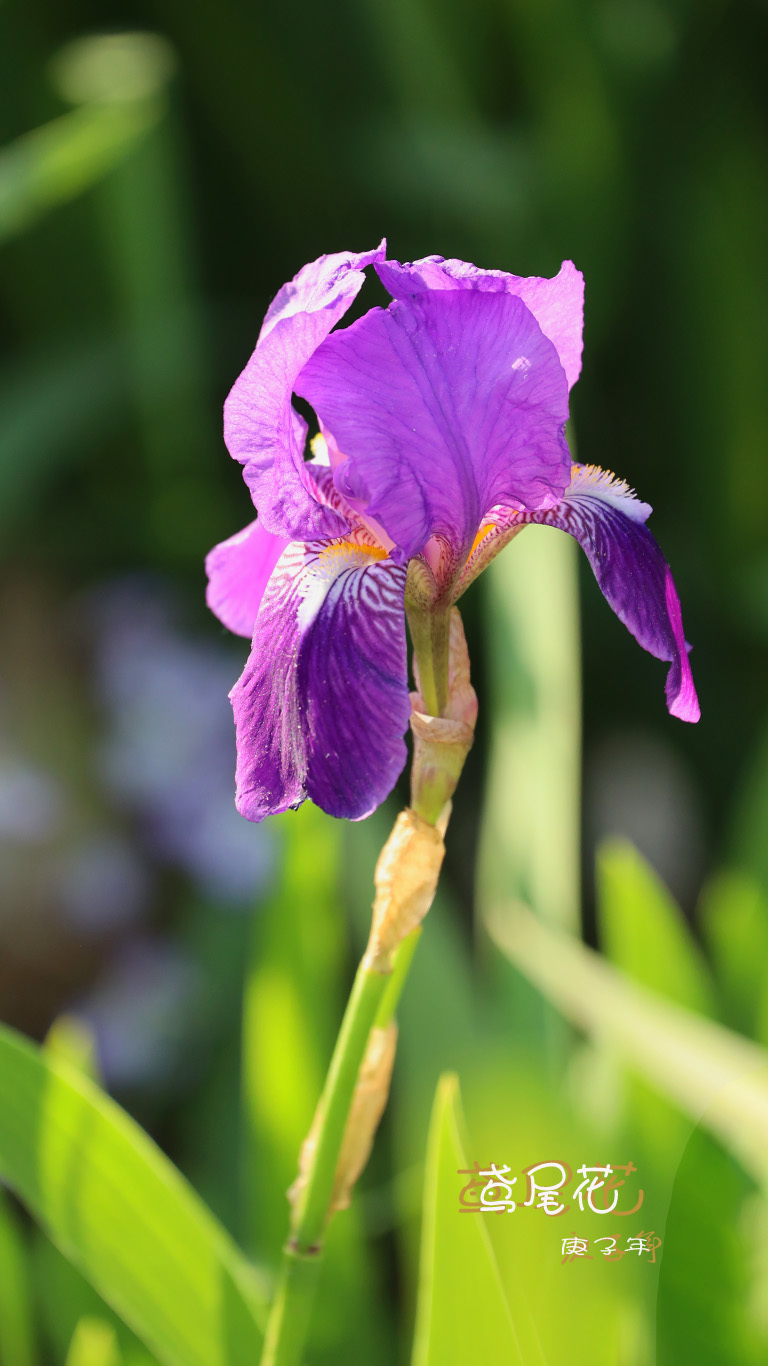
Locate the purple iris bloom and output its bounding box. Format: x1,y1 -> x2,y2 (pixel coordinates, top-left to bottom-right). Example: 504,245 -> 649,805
206,242 -> 699,823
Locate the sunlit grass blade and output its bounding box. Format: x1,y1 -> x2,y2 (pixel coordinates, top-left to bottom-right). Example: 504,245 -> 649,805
412,1074 -> 525,1366
0,1191 -> 37,1366
0,104 -> 157,243
485,902 -> 768,1188
0,1022 -> 267,1366
65,1318 -> 122,1366
597,838 -> 716,1015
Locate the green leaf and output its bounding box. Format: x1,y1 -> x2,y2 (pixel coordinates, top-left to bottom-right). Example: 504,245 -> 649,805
0,1191 -> 37,1366
597,838 -> 716,1015
0,1021 -> 267,1366
32,1232 -> 160,1366
412,1074 -> 524,1366
657,1125 -> 762,1366
485,902 -> 768,1188
700,870 -> 768,1037
65,1318 -> 122,1366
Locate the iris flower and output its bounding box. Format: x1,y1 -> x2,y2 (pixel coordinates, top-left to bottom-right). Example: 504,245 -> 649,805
206,243 -> 699,823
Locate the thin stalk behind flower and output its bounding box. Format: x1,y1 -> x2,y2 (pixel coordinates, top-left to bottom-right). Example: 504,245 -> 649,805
258,614 -> 477,1366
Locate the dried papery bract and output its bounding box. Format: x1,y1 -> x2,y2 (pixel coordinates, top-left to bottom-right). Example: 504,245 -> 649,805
289,1022 -> 398,1223
365,810 -> 446,974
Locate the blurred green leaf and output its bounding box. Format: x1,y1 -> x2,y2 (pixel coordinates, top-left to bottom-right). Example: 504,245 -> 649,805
597,838 -> 716,1015
486,903 -> 768,1188
730,722 -> 768,894
45,1014 -> 100,1080
477,526 -> 581,933
32,1236 -> 160,1366
412,1074 -> 524,1366
0,1191 -> 37,1366
0,1021 -> 266,1366
65,1318 -> 122,1366
0,105 -> 157,243
700,870 -> 768,1038
0,32 -> 177,245
475,524 -> 581,1071
657,1124 -> 762,1366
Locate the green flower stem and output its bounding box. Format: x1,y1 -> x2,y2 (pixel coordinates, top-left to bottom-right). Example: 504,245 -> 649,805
289,956 -> 391,1253
259,1246 -> 319,1366
259,928 -> 423,1366
406,604 -> 451,715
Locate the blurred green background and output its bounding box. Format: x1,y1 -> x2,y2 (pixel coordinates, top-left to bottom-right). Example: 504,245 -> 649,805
2,1 -> 768,1363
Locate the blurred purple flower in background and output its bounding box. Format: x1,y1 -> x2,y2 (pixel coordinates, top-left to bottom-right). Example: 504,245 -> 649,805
207,244 -> 699,825
74,934 -> 203,1089
1,574 -> 273,1080
90,577 -> 273,905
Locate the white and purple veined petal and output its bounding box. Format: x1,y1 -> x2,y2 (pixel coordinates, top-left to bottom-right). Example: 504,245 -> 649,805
375,254 -> 584,391
205,457 -> 361,640
223,243 -> 386,543
296,287 -> 572,569
459,465 -> 699,722
230,532 -> 410,821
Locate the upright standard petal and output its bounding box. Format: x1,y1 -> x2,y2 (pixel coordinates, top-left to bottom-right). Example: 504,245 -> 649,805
480,465 -> 699,722
230,534 -> 410,821
223,243 -> 386,542
376,255 -> 584,390
205,518 -> 289,638
296,288 -> 571,565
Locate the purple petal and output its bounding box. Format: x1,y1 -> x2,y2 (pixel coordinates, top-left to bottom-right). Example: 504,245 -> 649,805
376,255 -> 584,390
230,534 -> 410,821
296,288 -> 571,564
224,243 -> 386,541
512,465 -> 700,722
205,518 -> 289,638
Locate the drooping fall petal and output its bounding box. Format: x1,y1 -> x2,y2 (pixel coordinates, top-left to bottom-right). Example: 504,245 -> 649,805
230,533 -> 410,820
467,465 -> 699,722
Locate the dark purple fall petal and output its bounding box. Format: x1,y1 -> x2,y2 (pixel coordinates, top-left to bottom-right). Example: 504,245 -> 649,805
230,535 -> 410,821
510,465 -> 700,722
296,288 -> 571,564
375,255 -> 584,391
205,518 -> 289,638
223,244 -> 385,543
